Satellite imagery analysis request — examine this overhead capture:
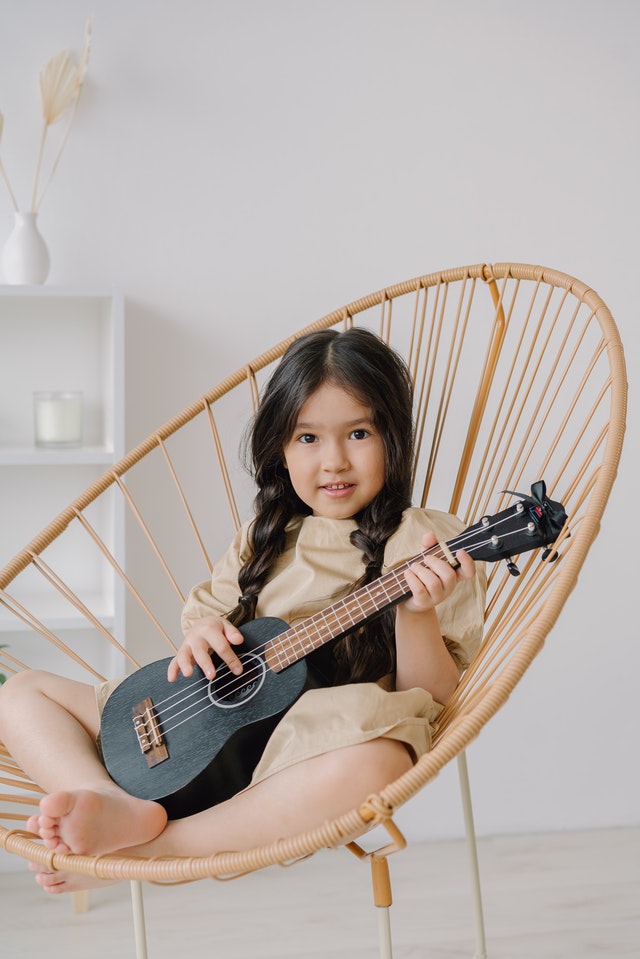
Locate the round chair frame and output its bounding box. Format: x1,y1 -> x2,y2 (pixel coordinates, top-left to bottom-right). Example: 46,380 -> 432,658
0,262 -> 627,956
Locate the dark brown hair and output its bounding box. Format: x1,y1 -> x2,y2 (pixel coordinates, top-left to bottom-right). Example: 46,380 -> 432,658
227,327 -> 415,682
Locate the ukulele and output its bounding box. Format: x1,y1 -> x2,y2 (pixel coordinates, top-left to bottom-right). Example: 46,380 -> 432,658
100,481 -> 566,818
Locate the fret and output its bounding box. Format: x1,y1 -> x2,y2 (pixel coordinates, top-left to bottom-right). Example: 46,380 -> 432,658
273,646 -> 286,669
264,637 -> 288,672
347,589 -> 371,622
385,566 -> 411,601
293,620 -> 322,656
280,632 -> 300,666
335,596 -> 359,628
314,607 -> 340,636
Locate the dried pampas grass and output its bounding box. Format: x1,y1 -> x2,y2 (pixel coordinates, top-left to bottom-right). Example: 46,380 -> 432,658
39,50 -> 80,125
0,19 -> 92,214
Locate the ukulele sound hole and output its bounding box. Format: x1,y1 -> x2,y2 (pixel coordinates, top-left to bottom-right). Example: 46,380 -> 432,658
206,652 -> 266,709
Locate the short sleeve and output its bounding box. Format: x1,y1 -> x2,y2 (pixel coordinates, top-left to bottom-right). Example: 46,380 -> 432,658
383,507 -> 487,672
180,521 -> 253,634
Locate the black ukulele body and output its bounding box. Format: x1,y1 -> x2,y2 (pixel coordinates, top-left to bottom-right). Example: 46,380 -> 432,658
100,617 -> 307,819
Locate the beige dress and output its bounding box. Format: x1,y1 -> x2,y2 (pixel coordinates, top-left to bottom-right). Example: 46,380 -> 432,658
178,508 -> 487,787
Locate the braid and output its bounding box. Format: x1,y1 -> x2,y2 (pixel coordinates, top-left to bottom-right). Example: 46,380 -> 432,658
334,493 -> 408,683
225,479 -> 296,627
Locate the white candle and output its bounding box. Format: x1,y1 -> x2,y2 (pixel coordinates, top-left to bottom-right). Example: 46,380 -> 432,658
34,391 -> 84,447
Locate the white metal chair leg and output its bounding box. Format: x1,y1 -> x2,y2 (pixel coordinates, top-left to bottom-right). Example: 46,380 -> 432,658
377,906 -> 393,959
371,854 -> 394,959
457,750 -> 488,959
130,880 -> 149,959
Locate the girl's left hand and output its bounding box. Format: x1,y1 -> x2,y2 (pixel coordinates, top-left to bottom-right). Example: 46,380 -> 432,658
403,531 -> 475,613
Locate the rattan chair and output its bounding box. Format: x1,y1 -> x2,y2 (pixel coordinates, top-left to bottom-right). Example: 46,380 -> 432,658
0,263 -> 627,958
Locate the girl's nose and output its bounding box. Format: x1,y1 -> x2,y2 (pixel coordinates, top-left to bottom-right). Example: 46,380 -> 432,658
322,440 -> 349,472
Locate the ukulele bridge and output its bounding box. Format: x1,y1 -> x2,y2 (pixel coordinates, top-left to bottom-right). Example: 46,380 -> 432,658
133,697 -> 169,768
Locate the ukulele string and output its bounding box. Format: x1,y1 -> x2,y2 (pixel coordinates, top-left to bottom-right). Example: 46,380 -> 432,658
150,513 -> 537,734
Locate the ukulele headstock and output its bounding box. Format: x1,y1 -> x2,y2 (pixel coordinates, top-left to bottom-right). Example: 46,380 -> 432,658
462,481 -> 568,574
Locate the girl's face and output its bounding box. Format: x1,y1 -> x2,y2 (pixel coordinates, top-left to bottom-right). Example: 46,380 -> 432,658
283,382 -> 386,519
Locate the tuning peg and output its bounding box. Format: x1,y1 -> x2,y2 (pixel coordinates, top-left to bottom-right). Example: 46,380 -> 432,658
506,559 -> 520,576
541,547 -> 559,562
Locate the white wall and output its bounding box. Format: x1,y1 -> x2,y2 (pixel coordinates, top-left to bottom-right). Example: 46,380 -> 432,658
0,0 -> 637,843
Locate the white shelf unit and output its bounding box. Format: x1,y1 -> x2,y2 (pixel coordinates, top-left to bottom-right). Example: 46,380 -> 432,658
0,287 -> 125,677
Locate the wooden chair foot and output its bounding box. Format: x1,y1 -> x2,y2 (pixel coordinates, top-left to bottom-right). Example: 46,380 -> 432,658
71,890 -> 90,913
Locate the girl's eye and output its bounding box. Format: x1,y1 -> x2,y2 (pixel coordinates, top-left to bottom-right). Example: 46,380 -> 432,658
350,428 -> 370,440
298,433 -> 317,444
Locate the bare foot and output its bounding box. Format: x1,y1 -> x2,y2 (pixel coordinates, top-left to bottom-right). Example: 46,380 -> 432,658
27,788 -> 167,856
29,861 -> 120,895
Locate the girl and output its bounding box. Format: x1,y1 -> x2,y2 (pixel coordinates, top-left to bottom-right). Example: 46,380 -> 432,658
0,327 -> 486,894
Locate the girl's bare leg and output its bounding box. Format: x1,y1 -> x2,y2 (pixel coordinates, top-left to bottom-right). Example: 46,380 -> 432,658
0,670 -> 167,856
131,736 -> 412,857
25,733 -> 412,894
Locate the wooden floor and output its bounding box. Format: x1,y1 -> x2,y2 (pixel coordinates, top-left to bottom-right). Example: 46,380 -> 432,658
0,827 -> 637,958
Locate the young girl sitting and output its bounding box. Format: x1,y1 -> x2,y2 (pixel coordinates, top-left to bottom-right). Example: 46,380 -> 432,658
0,327 -> 486,894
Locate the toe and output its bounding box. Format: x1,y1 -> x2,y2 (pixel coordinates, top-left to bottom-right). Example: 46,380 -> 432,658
25,815 -> 41,835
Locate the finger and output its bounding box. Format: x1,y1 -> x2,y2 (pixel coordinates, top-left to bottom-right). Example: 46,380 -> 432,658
222,622 -> 245,646
168,641 -> 208,680
412,562 -> 448,600
404,565 -> 437,609
167,657 -> 182,682
418,551 -> 457,590
192,643 -> 220,678
209,637 -> 244,676
404,566 -> 428,603
419,533 -> 458,577
453,548 -> 475,580
168,620 -> 245,682
421,531 -> 438,548
170,647 -> 197,679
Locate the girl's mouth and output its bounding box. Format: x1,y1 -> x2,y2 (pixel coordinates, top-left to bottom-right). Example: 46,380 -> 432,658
322,483 -> 354,496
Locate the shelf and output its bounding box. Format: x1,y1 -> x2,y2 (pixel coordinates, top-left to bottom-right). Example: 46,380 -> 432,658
0,445 -> 117,466
0,606 -> 115,634
0,284 -> 117,297
0,288 -> 125,660
0,288 -> 123,451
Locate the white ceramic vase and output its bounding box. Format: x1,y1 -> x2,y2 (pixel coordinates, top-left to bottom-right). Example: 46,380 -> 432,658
1,211 -> 50,284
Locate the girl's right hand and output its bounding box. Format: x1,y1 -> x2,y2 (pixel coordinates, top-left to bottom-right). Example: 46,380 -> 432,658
167,616 -> 245,682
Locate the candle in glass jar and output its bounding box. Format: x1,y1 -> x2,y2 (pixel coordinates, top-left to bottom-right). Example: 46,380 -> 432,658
34,391 -> 84,448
